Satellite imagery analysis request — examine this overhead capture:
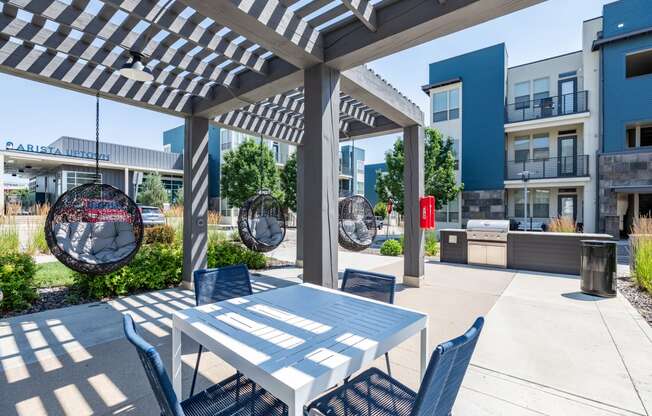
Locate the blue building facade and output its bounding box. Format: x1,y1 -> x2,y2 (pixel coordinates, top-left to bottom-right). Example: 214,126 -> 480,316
428,44 -> 506,191
364,162 -> 387,207
163,124 -> 221,200
595,0 -> 652,236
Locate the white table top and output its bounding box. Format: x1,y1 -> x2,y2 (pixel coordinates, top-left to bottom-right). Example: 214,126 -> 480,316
172,283 -> 428,410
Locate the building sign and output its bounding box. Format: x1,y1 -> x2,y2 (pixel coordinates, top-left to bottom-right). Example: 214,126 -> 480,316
4,141 -> 110,161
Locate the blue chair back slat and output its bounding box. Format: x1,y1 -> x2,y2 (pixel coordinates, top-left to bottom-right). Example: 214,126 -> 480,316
341,268 -> 396,304
193,264 -> 253,306
123,314 -> 185,416
411,317 -> 485,416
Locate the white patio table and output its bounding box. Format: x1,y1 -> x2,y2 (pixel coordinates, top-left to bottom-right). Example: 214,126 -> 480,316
172,283 -> 429,416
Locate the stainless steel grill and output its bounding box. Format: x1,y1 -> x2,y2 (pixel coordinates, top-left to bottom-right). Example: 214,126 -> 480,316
466,220 -> 509,267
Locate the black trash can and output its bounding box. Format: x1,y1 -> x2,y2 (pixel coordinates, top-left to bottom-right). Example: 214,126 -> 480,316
580,240 -> 617,297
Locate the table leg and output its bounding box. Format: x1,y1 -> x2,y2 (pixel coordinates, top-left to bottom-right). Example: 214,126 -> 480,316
172,324 -> 182,399
420,327 -> 428,381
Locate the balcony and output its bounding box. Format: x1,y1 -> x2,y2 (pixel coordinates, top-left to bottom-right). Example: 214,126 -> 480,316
505,155 -> 589,181
505,91 -> 588,124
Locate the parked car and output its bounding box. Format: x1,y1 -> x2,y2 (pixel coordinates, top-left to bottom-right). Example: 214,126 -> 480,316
138,205 -> 166,227
375,216 -> 384,230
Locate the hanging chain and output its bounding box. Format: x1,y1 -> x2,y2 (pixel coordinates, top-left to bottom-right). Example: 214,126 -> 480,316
351,136 -> 355,195
95,91 -> 100,184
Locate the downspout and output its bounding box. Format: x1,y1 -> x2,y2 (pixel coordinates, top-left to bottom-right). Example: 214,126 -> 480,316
596,44 -> 604,233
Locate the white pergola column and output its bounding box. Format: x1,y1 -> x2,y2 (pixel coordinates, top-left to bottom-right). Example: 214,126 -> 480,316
182,116 -> 209,288
302,64 -> 340,288
296,145 -> 304,267
403,125 -> 425,287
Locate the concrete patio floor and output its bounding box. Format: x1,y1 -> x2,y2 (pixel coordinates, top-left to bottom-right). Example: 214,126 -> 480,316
1,254 -> 651,415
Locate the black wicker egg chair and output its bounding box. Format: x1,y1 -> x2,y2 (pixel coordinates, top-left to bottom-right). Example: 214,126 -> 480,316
237,192 -> 286,253
44,92 -> 143,275
338,195 -> 377,252
45,183 -> 144,275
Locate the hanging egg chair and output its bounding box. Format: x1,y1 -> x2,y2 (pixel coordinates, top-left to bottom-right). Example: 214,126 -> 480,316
238,192 -> 286,253
236,135 -> 287,252
44,93 -> 143,275
338,195 -> 377,252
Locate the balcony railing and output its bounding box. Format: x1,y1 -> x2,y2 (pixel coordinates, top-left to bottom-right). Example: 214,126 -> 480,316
505,155 -> 589,180
505,91 -> 588,123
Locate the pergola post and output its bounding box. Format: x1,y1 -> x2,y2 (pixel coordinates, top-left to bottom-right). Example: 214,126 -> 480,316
296,145 -> 305,267
302,64 -> 340,288
182,116 -> 209,289
0,153 -> 4,215
403,125 -> 425,287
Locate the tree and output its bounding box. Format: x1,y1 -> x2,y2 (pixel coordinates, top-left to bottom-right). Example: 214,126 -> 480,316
138,172 -> 169,208
373,201 -> 388,219
280,151 -> 297,212
375,127 -> 462,215
221,138 -> 281,208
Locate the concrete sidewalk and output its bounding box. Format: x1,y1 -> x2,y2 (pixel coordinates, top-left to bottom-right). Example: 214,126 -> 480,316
1,259 -> 651,415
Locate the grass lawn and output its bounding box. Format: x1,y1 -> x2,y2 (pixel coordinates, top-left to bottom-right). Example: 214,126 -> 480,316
34,261 -> 75,288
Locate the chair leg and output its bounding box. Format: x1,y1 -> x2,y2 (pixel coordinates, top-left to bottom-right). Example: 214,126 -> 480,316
189,345 -> 203,398
384,352 -> 392,377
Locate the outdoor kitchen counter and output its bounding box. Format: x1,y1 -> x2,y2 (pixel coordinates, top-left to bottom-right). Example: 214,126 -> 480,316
441,229 -> 613,275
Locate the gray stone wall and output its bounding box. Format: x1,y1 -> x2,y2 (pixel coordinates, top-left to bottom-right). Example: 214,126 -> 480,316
461,190 -> 505,224
599,151 -> 652,236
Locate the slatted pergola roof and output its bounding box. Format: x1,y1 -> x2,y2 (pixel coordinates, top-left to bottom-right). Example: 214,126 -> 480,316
0,0 -> 540,144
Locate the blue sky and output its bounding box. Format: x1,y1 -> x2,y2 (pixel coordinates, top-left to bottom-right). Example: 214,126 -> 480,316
0,0 -> 610,165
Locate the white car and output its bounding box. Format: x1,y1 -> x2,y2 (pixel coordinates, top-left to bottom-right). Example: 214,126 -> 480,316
139,205 -> 166,227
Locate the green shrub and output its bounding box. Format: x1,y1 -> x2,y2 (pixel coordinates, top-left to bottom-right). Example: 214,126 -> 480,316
634,238 -> 652,293
380,239 -> 402,256
0,253 -> 37,312
425,233 -> 439,257
144,224 -> 176,245
207,240 -> 267,270
73,243 -> 183,299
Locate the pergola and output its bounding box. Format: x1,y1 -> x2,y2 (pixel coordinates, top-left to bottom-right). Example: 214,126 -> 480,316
0,0 -> 540,288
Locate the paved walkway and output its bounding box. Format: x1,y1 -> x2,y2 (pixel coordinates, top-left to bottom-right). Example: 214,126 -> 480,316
1,254 -> 651,415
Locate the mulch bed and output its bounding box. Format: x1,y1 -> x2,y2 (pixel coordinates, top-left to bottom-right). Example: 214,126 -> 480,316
2,286 -> 94,319
618,276 -> 652,327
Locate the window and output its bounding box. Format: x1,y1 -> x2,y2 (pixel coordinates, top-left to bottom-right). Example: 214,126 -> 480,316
627,128 -> 637,148
432,88 -> 460,122
63,171 -> 101,191
626,125 -> 652,148
272,142 -> 280,162
514,189 -> 525,218
433,92 -> 448,122
533,78 -> 549,102
532,189 -> 550,218
642,126 -> 652,147
514,137 -> 530,162
532,134 -> 549,160
162,143 -> 171,153
449,88 -> 460,119
514,81 -> 530,109
626,49 -> 652,78
357,159 -> 364,173
436,197 -> 460,223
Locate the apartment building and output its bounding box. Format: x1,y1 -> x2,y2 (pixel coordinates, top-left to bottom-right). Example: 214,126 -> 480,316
414,0 -> 651,236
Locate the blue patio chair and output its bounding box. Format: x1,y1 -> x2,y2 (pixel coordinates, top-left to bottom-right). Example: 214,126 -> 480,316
190,265 -> 254,397
123,314 -> 287,416
306,317 -> 485,416
341,268 -> 396,376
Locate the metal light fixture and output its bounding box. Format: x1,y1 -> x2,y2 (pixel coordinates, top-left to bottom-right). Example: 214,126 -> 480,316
120,52 -> 154,82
